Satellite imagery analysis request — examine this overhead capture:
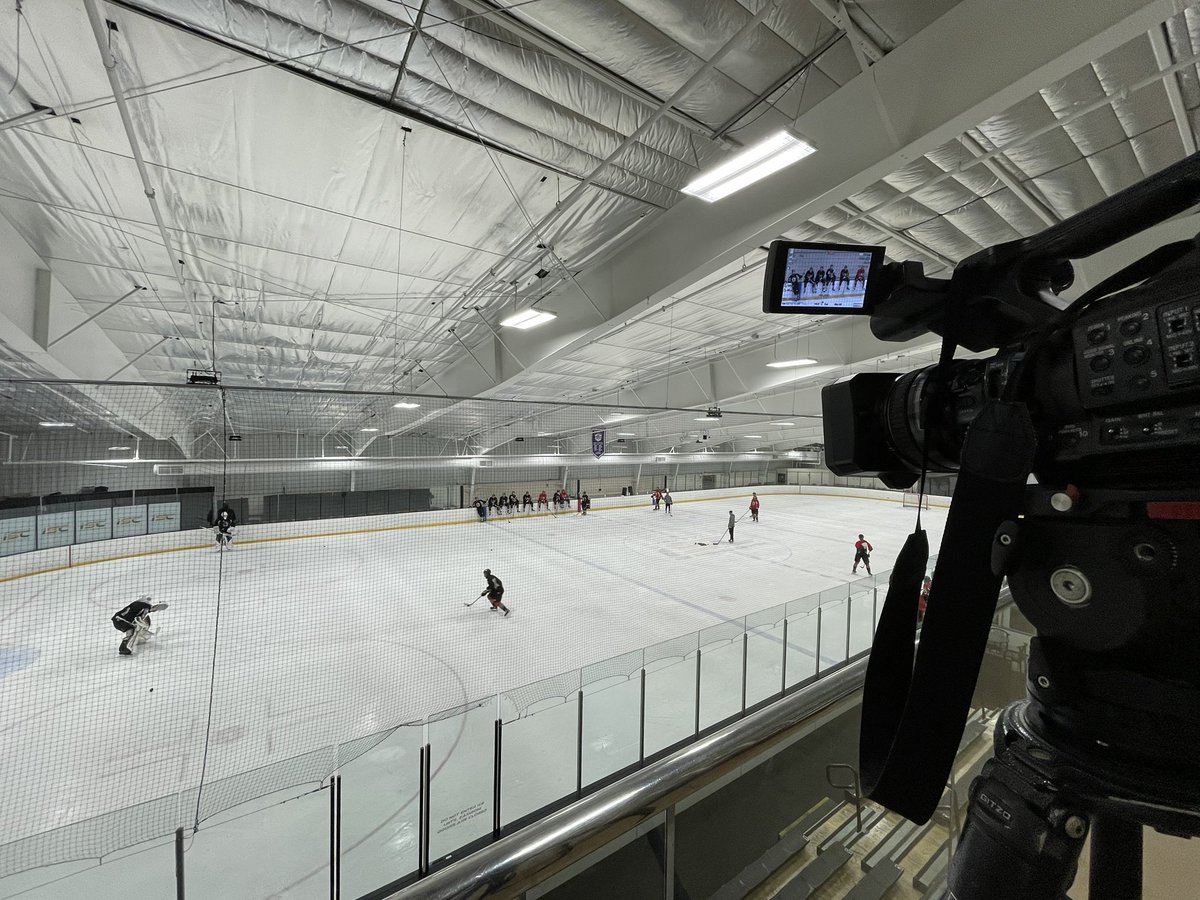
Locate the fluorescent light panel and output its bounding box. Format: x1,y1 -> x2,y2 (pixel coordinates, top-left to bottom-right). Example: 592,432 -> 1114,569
682,130 -> 816,202
766,358 -> 818,369
393,401 -> 420,409
694,416 -> 720,422
108,446 -> 131,451
500,308 -> 557,329
39,421 -> 74,428
360,427 -> 379,432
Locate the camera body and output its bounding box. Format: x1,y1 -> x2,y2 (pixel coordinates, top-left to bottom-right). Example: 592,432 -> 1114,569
761,152 -> 1200,491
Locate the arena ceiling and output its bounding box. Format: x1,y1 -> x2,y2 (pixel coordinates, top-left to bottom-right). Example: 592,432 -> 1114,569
0,0 -> 1197,457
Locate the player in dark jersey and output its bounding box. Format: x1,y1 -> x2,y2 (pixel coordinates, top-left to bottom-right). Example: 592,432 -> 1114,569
788,271 -> 801,296
838,266 -> 851,290
474,498 -> 487,521
853,534 -> 873,575
480,569 -> 510,616
814,268 -> 826,294
112,595 -> 168,656
208,503 -> 237,548
803,267 -> 816,295
824,265 -> 836,291
727,510 -> 737,543
488,494 -> 499,514
522,491 -> 533,512
580,492 -> 591,515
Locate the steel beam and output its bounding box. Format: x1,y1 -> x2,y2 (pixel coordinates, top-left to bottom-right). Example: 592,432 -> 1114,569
430,0 -> 1179,402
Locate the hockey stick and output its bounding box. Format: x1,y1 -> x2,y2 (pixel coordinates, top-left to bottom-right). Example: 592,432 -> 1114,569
464,593 -> 487,607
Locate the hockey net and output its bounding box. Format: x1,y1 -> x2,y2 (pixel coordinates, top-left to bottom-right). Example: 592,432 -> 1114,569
902,491 -> 931,509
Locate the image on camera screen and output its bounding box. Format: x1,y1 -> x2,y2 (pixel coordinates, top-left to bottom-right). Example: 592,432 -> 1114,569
777,246 -> 876,311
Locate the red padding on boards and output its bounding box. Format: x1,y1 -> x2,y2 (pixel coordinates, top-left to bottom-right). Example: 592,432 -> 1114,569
1146,501 -> 1200,520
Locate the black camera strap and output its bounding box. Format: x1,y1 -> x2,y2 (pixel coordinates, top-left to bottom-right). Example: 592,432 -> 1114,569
859,334 -> 1037,823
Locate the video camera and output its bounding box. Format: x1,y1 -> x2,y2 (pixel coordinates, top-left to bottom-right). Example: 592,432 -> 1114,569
763,154 -> 1200,898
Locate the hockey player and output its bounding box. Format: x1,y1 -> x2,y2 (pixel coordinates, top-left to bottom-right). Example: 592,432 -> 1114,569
749,492 -> 760,522
522,491 -> 533,512
727,510 -> 736,543
480,569 -> 511,616
854,266 -> 866,289
803,267 -> 816,295
580,492 -> 591,515
537,490 -> 548,511
508,492 -> 518,514
824,265 -> 836,291
474,498 -> 487,521
813,268 -> 826,294
208,503 -> 237,548
788,271 -> 801,297
663,490 -> 673,515
838,266 -> 851,291
651,489 -> 661,511
853,534 -> 874,575
488,494 -> 499,514
112,595 -> 168,656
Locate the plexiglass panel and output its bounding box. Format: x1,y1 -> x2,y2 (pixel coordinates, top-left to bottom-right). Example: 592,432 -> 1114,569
818,600 -> 849,671
428,700 -> 495,864
338,725 -> 422,898
184,785 -> 330,899
698,621 -> 745,730
500,672 -> 580,827
581,650 -> 643,787
744,605 -> 786,707
848,589 -> 876,656
643,634 -> 698,756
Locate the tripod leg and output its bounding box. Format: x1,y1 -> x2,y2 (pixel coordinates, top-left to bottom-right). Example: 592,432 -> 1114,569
1088,815 -> 1142,900
943,755 -> 1087,900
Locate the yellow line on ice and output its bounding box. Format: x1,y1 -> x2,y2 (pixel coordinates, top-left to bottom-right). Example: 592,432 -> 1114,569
0,494 -> 777,585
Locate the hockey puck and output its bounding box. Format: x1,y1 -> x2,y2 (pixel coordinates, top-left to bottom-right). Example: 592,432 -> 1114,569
149,688 -> 154,692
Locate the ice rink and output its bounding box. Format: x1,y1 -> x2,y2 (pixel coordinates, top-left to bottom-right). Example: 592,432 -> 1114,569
0,490 -> 946,897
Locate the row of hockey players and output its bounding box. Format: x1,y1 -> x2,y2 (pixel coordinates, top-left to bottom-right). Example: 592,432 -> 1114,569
786,265 -> 866,297
472,489 -> 584,519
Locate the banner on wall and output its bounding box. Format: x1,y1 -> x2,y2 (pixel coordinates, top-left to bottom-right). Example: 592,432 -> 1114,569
112,506 -> 148,539
0,516 -> 37,557
75,507 -> 113,543
147,502 -> 182,534
37,512 -> 75,549
591,430 -> 606,459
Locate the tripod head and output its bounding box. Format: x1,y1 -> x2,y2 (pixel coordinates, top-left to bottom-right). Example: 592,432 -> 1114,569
944,482 -> 1200,899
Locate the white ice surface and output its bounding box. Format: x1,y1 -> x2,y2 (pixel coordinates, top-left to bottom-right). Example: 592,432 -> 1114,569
0,492 -> 946,898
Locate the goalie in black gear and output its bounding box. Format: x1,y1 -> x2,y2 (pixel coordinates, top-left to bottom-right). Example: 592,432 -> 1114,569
480,569 -> 510,616
209,503 -> 238,547
112,595 -> 168,656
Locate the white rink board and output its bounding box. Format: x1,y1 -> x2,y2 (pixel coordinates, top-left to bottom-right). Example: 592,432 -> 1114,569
0,488 -> 947,892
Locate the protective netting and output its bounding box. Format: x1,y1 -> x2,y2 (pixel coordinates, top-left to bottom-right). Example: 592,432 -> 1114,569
0,377 -> 884,880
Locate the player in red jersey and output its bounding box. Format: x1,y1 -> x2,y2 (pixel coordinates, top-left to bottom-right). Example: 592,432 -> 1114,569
852,534 -> 873,575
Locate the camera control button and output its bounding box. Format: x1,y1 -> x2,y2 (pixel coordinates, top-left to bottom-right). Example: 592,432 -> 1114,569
1091,383 -> 1114,396
1119,319 -> 1142,337
1087,326 -> 1109,345
1132,374 -> 1151,390
1089,354 -> 1113,372
1123,346 -> 1148,365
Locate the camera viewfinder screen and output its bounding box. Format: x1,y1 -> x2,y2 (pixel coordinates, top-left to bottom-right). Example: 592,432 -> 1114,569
776,246 -> 877,311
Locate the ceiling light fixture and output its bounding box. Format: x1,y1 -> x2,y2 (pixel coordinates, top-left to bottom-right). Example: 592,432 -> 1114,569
500,308 -> 557,329
766,358 -> 818,369
617,432 -> 637,436
393,401 -> 420,409
744,435 -> 763,439
360,427 -> 379,432
39,421 -> 74,428
108,446 -> 131,451
682,130 -> 816,202
772,422 -> 796,427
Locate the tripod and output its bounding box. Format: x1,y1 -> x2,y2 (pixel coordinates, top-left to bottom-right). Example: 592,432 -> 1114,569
943,486 -> 1200,898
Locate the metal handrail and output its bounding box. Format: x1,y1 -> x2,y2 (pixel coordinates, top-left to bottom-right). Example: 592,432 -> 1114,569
389,657 -> 870,899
